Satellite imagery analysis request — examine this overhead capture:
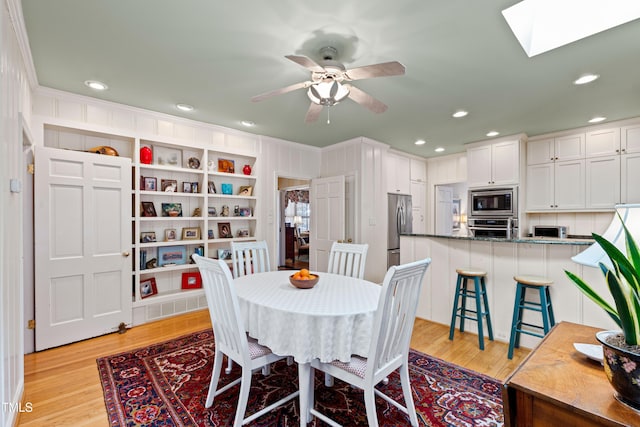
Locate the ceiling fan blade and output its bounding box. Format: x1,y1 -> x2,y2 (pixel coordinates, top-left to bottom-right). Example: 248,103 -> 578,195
251,81 -> 311,102
305,102 -> 323,123
285,55 -> 326,73
344,84 -> 388,114
344,61 -> 406,81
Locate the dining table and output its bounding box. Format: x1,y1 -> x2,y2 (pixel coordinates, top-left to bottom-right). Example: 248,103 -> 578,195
233,270 -> 381,426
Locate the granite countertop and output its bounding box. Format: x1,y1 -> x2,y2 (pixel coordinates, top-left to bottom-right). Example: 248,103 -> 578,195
403,233 -> 594,246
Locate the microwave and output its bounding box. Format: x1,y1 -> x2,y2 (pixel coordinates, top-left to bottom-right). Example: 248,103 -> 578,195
533,225 -> 567,239
469,187 -> 518,217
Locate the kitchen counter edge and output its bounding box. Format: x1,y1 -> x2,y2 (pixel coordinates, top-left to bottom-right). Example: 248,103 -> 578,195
402,233 -> 594,246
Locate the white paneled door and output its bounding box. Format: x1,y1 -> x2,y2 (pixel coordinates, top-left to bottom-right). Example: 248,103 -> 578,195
310,175 -> 345,272
34,147 -> 131,350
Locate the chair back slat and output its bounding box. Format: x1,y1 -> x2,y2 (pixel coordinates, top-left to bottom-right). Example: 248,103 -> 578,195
369,258 -> 431,376
230,241 -> 271,278
327,242 -> 369,279
193,255 -> 250,365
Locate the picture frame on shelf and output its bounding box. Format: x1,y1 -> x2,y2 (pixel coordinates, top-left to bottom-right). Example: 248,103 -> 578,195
140,231 -> 157,243
161,202 -> 182,217
141,202 -> 157,217
239,207 -> 251,217
181,272 -> 202,289
208,229 -> 214,239
221,183 -> 233,194
158,245 -> 187,266
207,181 -> 217,194
182,182 -> 192,193
181,227 -> 201,240
218,158 -> 235,173
238,185 -> 253,196
237,229 -> 249,237
142,176 -> 157,191
217,249 -> 232,260
191,182 -> 199,193
207,206 -> 217,217
165,228 -> 177,241
155,146 -> 182,167
140,277 -> 158,299
161,179 -> 178,192
218,222 -> 232,238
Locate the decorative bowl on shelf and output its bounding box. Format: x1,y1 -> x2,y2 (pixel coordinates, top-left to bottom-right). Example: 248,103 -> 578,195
289,272 -> 319,289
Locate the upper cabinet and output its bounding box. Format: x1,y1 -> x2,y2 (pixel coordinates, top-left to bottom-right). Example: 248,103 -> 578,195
387,152 -> 411,194
526,123 -> 640,212
410,158 -> 427,182
527,133 -> 585,165
467,139 -> 520,188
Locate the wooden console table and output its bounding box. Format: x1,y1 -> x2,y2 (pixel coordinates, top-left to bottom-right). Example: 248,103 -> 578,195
503,321 -> 638,426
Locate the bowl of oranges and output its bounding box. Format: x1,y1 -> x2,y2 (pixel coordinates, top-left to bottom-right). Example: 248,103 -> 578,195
289,269 -> 319,289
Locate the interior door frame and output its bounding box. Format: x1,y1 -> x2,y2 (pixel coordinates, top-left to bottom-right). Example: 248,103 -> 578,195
273,172 -> 311,267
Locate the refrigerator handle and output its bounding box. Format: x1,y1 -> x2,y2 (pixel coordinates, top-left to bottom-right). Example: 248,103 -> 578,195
396,205 -> 402,235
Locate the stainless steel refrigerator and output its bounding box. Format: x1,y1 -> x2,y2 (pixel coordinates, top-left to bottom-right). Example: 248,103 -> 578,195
388,193 -> 413,268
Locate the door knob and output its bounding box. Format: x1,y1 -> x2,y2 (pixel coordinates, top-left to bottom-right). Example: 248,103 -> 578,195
122,251 -> 130,257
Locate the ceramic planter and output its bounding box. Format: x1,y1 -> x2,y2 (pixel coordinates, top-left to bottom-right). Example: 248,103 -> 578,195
596,330 -> 640,411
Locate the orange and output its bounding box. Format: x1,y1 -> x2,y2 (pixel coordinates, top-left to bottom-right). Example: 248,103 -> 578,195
300,269 -> 310,277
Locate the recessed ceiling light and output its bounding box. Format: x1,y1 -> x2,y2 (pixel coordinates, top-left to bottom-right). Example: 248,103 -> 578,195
574,74 -> 600,85
434,147 -> 445,152
176,104 -> 194,112
241,120 -> 255,127
486,131 -> 500,137
414,139 -> 426,146
84,80 -> 108,91
588,116 -> 607,123
452,110 -> 468,118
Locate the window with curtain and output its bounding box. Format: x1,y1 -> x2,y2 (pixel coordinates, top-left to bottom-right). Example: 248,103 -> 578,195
285,190 -> 310,231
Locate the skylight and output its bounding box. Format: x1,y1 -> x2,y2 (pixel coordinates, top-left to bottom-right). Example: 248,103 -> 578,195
502,0 -> 640,57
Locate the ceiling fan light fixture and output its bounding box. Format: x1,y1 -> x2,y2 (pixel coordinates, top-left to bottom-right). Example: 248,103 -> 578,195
307,80 -> 350,106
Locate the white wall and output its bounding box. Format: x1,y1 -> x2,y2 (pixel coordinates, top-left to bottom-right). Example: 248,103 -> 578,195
1,0 -> 33,424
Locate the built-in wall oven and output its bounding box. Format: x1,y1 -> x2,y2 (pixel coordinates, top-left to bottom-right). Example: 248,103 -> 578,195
468,186 -> 518,238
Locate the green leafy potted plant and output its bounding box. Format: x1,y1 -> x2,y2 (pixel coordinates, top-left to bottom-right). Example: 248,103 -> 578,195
565,218 -> 640,410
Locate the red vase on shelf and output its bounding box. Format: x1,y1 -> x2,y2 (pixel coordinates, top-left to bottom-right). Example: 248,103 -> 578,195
140,146 -> 153,164
242,164 -> 252,175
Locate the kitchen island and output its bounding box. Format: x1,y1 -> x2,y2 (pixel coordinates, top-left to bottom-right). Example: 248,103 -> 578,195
401,233 -> 617,351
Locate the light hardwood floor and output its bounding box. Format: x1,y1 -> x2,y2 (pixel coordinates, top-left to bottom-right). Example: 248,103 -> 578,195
18,310 -> 530,426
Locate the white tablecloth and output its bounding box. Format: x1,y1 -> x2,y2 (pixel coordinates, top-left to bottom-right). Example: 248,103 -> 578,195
234,270 -> 381,364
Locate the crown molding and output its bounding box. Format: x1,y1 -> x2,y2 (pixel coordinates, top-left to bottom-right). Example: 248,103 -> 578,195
6,0 -> 38,88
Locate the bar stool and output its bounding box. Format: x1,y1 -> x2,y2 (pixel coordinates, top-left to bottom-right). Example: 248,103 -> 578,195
448,268 -> 493,350
508,275 -> 555,359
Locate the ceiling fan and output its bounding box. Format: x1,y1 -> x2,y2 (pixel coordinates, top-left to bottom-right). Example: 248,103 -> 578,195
251,46 -> 406,123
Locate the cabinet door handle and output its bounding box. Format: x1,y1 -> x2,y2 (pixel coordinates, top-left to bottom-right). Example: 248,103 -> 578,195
122,251 -> 130,257
616,149 -> 620,153
622,148 -> 626,153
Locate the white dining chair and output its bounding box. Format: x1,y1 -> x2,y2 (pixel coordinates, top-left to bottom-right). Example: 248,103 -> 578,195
230,240 -> 271,278
308,257 -> 431,427
324,241 -> 370,387
192,255 -> 298,427
327,242 -> 369,279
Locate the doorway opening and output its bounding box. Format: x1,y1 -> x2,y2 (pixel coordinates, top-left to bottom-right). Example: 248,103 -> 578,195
277,177 -> 311,270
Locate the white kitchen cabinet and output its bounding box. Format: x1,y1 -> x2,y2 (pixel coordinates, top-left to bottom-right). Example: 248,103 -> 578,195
410,158 -> 427,182
526,160 -> 585,210
622,152 -> 640,204
586,128 -> 620,157
586,155 -> 620,208
622,123 -> 640,154
410,180 -> 426,234
527,133 -> 585,165
387,152 -> 411,194
467,139 -> 519,187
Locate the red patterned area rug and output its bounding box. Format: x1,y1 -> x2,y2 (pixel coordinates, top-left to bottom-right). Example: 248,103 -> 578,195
97,330 -> 504,426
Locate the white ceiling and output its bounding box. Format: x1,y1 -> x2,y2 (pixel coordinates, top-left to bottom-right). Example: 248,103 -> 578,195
20,0 -> 640,157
